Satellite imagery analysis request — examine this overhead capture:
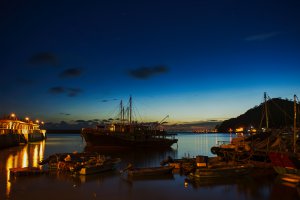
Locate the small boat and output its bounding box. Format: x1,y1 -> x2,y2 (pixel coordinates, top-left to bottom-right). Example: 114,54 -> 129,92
10,167 -> 45,176
39,152 -> 121,175
78,158 -> 121,175
188,162 -> 253,179
125,165 -> 174,177
280,174 -> 300,184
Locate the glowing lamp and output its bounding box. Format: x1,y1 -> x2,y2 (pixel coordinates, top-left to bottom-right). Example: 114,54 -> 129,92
235,127 -> 244,132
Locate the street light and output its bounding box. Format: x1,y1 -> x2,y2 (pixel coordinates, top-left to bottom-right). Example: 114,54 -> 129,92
10,113 -> 16,119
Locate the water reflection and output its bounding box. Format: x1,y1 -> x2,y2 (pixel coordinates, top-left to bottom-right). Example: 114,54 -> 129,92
176,133 -> 235,158
3,140 -> 45,199
84,146 -> 178,169
1,133 -> 299,200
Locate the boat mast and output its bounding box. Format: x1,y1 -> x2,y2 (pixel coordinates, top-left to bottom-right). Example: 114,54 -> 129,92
264,92 -> 269,130
293,94 -> 297,153
120,100 -> 124,125
129,96 -> 132,125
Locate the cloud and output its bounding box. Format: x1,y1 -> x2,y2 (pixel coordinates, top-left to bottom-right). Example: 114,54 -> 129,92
67,88 -> 82,97
165,120 -> 223,131
28,52 -> 58,66
128,65 -> 169,79
59,68 -> 83,78
45,119 -> 101,130
48,86 -> 83,97
245,32 -> 281,41
49,86 -> 65,94
59,112 -> 70,116
75,119 -> 86,123
100,98 -> 118,102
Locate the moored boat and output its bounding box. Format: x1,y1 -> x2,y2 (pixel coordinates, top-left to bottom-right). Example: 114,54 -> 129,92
268,151 -> 300,175
78,157 -> 121,175
39,152 -> 121,175
10,167 -> 45,177
0,113 -> 46,149
81,96 -> 178,148
128,166 -> 174,177
188,162 -> 254,179
211,93 -> 300,163
123,165 -> 174,177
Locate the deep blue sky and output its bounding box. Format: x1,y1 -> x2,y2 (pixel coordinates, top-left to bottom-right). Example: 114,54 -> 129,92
1,0 -> 300,129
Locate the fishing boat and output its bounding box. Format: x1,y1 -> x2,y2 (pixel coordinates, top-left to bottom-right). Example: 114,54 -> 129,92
268,95 -> 300,175
81,96 -> 178,148
268,151 -> 300,175
211,93 -> 300,163
0,113 -> 46,149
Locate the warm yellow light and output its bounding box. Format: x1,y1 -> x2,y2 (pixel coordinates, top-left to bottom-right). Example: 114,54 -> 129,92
11,113 -> 15,118
36,120 -> 39,124
235,127 -> 244,132
25,117 -> 29,121
41,121 -> 44,125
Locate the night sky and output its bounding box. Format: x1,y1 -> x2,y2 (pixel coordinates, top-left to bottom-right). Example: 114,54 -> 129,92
1,0 -> 300,129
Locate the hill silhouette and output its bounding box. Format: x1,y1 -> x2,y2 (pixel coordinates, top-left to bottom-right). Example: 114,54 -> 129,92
217,97 -> 299,133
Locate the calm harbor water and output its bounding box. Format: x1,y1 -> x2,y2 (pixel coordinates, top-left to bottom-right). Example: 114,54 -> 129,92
0,133 -> 299,200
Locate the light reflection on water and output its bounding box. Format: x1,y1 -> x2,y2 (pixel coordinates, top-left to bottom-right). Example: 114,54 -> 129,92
0,133 -> 299,200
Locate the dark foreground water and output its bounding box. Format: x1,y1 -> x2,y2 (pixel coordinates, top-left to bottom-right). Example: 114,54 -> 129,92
0,133 -> 299,200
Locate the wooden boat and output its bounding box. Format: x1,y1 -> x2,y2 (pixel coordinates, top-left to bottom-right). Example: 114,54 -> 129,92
161,155 -> 210,174
188,162 -> 253,179
268,151 -> 300,175
280,174 -> 300,183
211,93 -> 300,163
267,95 -> 300,176
81,96 -> 178,148
40,152 -> 121,175
126,166 -> 174,177
78,158 -> 121,175
10,167 -> 45,176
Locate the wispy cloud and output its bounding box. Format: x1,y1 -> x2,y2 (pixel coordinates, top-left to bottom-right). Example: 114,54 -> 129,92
48,86 -> 83,97
59,112 -> 71,116
100,98 -> 118,102
49,86 -> 65,94
59,68 -> 83,78
128,65 -> 169,79
67,88 -> 82,97
28,52 -> 59,66
245,32 -> 281,41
